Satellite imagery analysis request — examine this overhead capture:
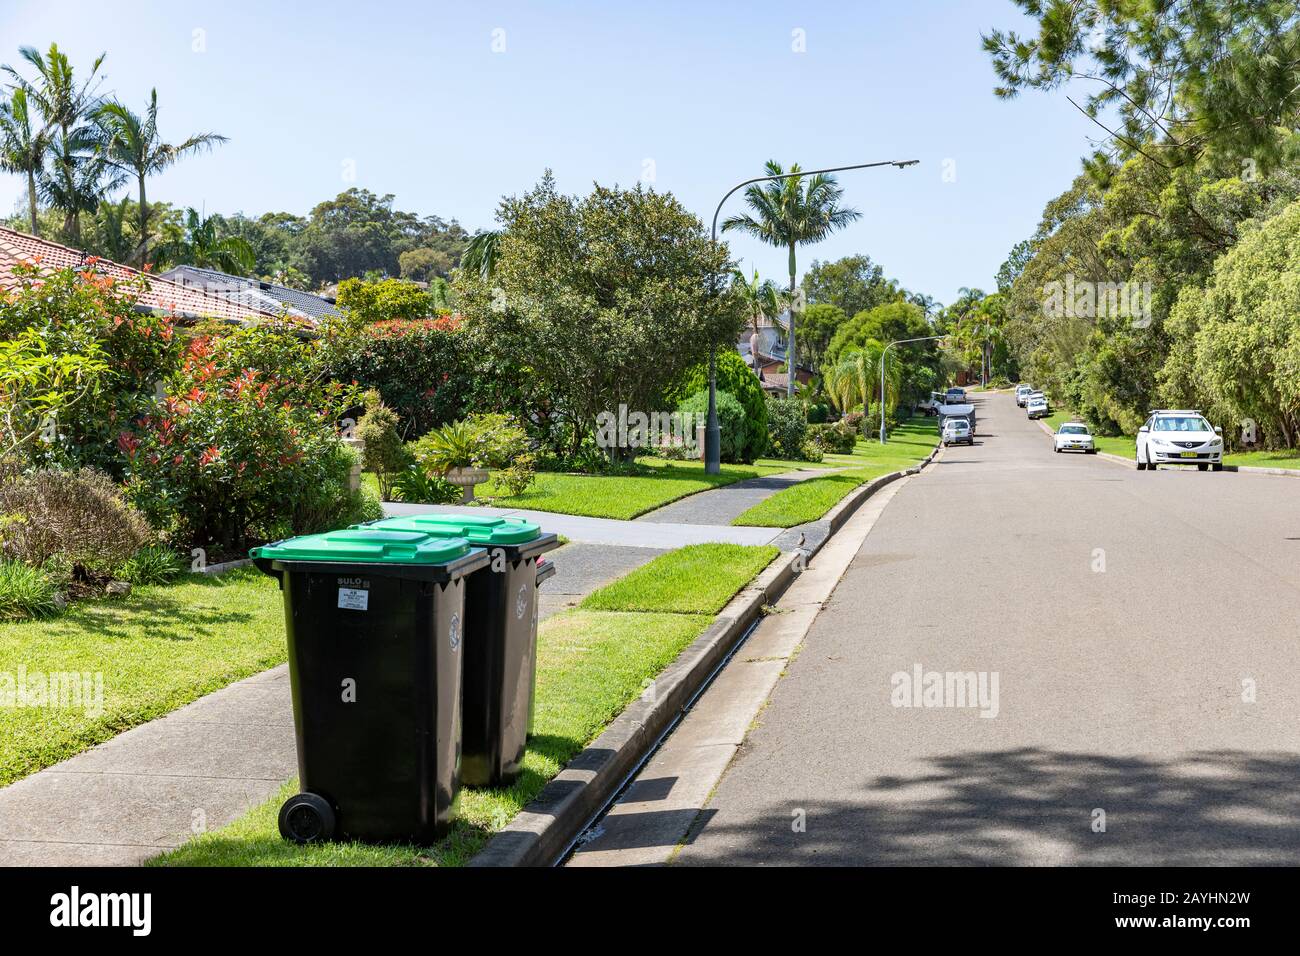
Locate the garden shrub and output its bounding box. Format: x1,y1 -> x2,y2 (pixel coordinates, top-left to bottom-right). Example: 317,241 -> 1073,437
808,420 -> 857,455
316,318 -> 470,439
864,403 -> 901,439
118,545 -> 182,586
0,467 -> 151,578
391,465 -> 461,504
677,389 -> 746,463
669,351 -> 768,462
355,390 -> 407,501
0,560 -> 61,622
807,402 -> 829,424
124,336 -> 364,559
0,262 -> 182,475
765,394 -> 813,461
493,452 -> 537,497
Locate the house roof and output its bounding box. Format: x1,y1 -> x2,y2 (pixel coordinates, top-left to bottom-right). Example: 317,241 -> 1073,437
0,226 -> 284,324
158,264 -> 344,321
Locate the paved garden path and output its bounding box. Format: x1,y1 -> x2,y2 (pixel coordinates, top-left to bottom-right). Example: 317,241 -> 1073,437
636,468 -> 836,526
383,502 -> 780,547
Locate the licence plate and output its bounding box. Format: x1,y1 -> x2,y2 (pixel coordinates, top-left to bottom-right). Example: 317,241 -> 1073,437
1179,451 -> 1197,458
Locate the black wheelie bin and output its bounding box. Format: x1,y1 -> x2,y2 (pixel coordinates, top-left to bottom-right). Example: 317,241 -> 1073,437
250,526 -> 488,844
363,514 -> 558,786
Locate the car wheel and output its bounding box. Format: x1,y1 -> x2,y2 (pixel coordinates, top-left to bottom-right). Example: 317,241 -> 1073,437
1086,449 -> 1097,455
1211,462 -> 1224,472
1197,463 -> 1208,471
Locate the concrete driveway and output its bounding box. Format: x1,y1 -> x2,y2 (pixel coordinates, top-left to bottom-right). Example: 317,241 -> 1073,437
672,390 -> 1300,865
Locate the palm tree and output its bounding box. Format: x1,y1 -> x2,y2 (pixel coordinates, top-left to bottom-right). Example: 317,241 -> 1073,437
0,88 -> 46,235
95,90 -> 228,266
4,44 -> 110,244
94,196 -> 136,262
722,161 -> 861,395
731,268 -> 782,368
461,229 -> 501,280
157,208 -> 256,274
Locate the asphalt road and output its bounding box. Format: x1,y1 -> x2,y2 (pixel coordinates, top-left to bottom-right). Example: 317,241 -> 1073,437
675,391 -> 1300,865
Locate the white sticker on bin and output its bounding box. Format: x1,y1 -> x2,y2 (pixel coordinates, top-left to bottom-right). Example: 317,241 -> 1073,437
338,587 -> 369,611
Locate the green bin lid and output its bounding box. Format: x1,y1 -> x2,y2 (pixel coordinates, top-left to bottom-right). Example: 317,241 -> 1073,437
368,513 -> 543,546
251,527 -> 472,565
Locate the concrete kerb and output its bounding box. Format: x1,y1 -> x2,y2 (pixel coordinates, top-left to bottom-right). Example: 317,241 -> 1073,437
1033,417 -> 1300,476
467,437 -> 941,867
817,441 -> 943,548
467,550 -> 801,868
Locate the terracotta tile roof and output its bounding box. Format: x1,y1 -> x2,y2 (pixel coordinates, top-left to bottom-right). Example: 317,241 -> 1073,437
0,226 -> 286,324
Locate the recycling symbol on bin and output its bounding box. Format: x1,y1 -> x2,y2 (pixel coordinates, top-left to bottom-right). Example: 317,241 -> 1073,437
516,584 -> 529,620
449,613 -> 461,651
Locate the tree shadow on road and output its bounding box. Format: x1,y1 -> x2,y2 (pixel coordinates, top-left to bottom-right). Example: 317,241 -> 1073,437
674,747 -> 1300,866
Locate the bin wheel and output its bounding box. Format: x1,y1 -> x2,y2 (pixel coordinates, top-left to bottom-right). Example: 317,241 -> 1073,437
278,792 -> 336,844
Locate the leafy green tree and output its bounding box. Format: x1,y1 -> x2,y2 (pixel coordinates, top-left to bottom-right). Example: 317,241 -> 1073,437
801,254 -> 900,317
335,277 -> 446,322
984,0 -> 1300,170
798,302 -> 847,373
94,89 -> 227,265
399,246 -> 453,282
670,349 -> 769,462
721,161 -> 861,395
455,174 -> 742,459
1163,199 -> 1300,447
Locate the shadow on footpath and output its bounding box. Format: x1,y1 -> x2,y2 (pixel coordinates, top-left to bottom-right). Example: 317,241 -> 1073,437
671,747 -> 1300,866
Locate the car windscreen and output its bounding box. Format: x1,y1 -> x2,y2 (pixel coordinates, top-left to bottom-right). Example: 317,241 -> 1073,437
1059,425 -> 1087,434
1153,416 -> 1213,432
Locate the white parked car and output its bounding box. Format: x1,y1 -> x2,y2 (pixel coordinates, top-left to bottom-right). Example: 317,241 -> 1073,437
1136,410 -> 1224,471
1026,395 -> 1049,419
1015,384 -> 1033,406
1054,422 -> 1096,454
942,418 -> 973,446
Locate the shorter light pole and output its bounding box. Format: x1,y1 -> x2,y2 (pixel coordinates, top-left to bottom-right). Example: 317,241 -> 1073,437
879,334 -> 946,444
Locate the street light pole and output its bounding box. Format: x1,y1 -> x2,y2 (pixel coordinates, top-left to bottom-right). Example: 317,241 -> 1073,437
879,334 -> 946,444
705,159 -> 919,474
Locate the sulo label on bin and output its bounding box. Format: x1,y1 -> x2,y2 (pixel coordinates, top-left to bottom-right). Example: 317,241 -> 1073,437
338,587 -> 369,611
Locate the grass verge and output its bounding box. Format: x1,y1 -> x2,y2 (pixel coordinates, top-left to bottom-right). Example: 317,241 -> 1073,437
732,420 -> 937,528
0,568 -> 284,788
581,543 -> 778,615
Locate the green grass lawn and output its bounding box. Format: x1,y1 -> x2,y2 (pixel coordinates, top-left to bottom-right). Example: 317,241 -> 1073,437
0,568 -> 284,788
732,420 -> 938,528
581,543 -> 778,614
1223,449 -> 1300,469
369,458 -> 807,520
152,544 -> 777,867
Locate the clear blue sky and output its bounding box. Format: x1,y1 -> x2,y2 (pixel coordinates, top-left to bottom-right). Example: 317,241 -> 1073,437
0,0 -> 1099,304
